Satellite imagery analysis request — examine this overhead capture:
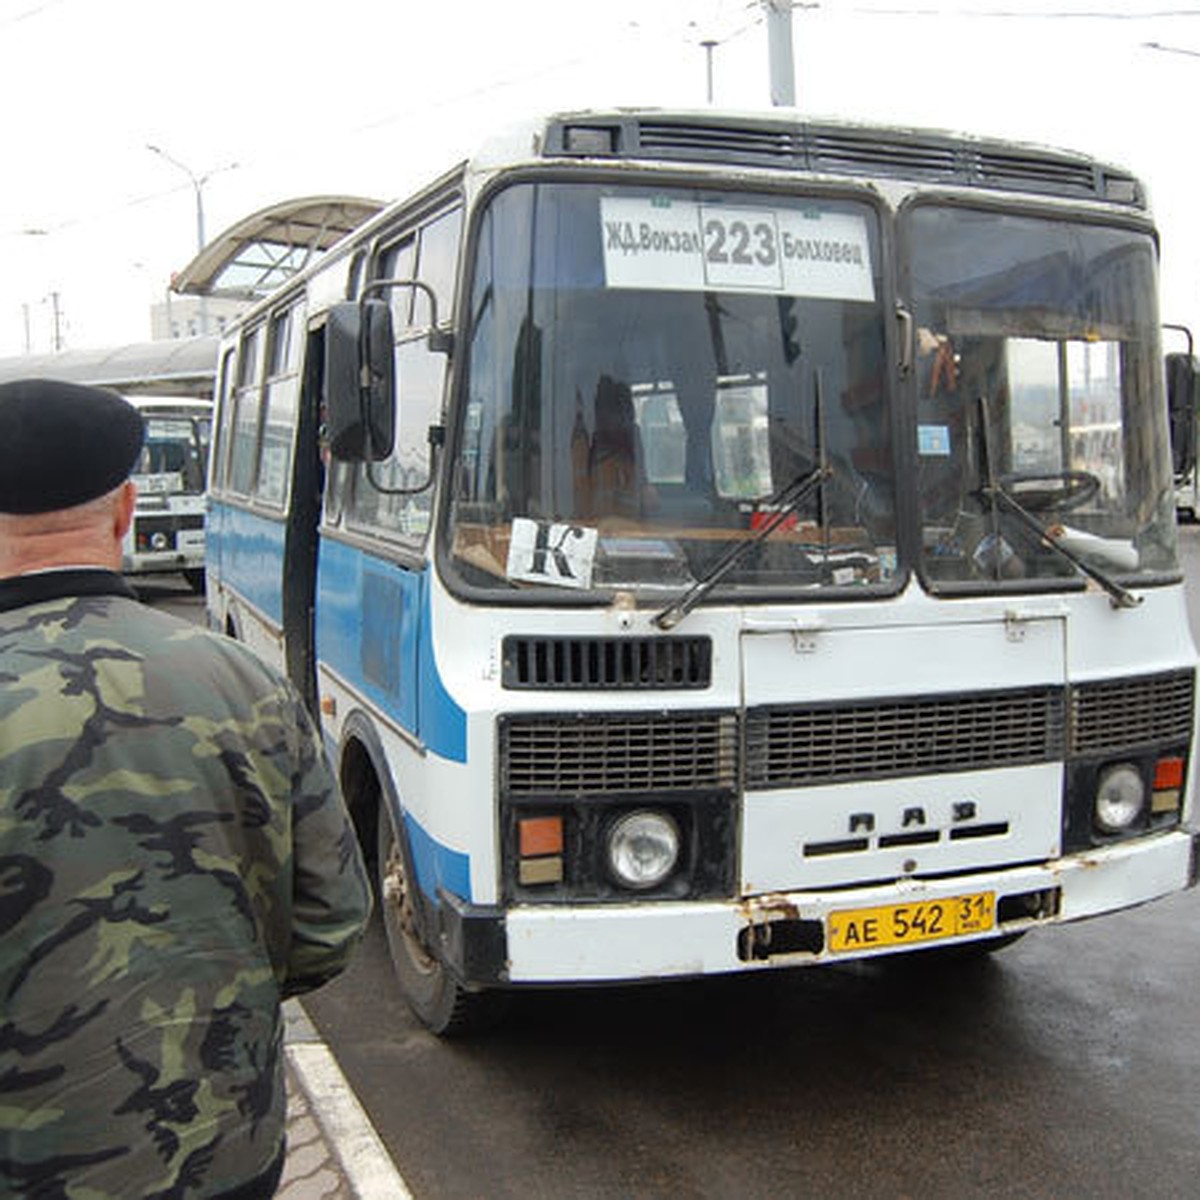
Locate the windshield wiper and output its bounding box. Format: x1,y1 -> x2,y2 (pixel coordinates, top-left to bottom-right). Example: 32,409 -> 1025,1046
652,463 -> 832,630
981,485 -> 1141,609
976,395 -> 1140,610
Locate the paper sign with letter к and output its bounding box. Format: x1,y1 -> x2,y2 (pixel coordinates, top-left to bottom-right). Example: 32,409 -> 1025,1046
507,517 -> 598,589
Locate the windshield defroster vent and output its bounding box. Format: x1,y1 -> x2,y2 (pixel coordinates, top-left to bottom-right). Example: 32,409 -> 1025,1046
545,114 -> 1142,206
503,635 -> 712,690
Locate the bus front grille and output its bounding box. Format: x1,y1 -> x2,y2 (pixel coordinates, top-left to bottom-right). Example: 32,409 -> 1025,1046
500,711 -> 738,796
498,672 -> 1194,798
1071,670 -> 1195,754
745,687 -> 1066,789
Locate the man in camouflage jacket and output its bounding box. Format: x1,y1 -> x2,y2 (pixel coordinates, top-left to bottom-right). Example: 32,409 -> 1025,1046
0,379 -> 373,1198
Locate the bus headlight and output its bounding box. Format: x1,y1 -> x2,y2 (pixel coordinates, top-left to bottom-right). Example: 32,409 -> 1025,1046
607,810 -> 680,890
1094,764 -> 1146,834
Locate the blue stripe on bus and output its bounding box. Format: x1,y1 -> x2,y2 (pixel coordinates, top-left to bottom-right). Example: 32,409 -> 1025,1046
407,811 -> 473,904
213,505 -> 471,899
315,535 -> 467,762
209,500 -> 286,625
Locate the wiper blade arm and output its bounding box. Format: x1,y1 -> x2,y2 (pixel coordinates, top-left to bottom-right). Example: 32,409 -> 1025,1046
984,485 -> 1141,609
974,392 -> 1139,610
653,464 -> 831,630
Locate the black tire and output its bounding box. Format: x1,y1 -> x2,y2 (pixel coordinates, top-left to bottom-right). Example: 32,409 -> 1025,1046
183,568 -> 206,594
376,804 -> 502,1036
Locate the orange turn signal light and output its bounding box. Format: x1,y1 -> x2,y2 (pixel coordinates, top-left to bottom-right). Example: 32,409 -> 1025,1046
519,815 -> 563,858
1153,757 -> 1185,791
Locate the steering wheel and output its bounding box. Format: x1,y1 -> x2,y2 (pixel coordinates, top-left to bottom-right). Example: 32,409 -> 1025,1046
998,470 -> 1101,513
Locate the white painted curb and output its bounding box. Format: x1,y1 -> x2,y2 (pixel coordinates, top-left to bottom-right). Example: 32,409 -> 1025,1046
283,999 -> 414,1199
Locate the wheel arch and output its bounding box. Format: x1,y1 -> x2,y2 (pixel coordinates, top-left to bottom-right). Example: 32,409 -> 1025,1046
337,710 -> 396,878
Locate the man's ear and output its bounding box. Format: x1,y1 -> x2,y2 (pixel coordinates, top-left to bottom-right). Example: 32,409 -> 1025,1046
113,480 -> 137,540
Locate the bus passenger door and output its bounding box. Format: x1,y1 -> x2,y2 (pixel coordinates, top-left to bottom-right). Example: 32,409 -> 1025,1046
282,327 -> 326,713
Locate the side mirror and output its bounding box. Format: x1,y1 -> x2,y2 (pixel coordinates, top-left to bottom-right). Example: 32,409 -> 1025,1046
1166,352 -> 1199,481
324,299 -> 396,462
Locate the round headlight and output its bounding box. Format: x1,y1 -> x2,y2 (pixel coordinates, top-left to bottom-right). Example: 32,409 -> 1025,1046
607,810 -> 680,890
150,531 -> 169,551
1094,763 -> 1146,833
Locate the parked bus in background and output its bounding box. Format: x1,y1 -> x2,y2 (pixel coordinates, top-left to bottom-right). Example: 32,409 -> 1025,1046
125,395 -> 212,592
1165,324 -> 1199,522
205,109 -> 1198,1034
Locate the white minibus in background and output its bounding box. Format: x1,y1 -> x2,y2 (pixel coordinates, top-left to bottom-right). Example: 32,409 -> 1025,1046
125,395 -> 212,592
205,109 -> 1199,1034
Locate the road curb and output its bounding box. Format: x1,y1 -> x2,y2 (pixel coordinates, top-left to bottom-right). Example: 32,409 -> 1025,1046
283,999 -> 414,1199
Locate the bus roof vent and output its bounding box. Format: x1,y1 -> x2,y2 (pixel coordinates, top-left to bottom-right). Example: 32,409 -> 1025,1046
973,148 -> 1101,198
806,128 -> 959,180
502,635 -> 712,691
543,114 -> 1144,206
636,119 -> 796,165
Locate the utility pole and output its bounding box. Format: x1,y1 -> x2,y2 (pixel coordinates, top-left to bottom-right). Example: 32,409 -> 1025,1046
48,291 -> 63,352
764,0 -> 796,107
702,39 -> 718,103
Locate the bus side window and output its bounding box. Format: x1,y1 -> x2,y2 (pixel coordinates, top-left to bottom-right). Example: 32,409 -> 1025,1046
211,347 -> 237,489
379,237 -> 415,329
387,208 -> 461,540
256,302 -> 303,508
350,207 -> 461,544
411,208 -> 461,328
229,325 -> 264,495
342,237 -> 417,532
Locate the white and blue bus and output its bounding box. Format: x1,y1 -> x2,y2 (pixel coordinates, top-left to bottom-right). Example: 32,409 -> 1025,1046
125,394 -> 212,593
206,110 -> 1198,1033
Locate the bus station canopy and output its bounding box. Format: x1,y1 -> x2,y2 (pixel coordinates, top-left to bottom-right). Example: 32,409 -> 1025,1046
0,336 -> 220,398
170,195 -> 384,300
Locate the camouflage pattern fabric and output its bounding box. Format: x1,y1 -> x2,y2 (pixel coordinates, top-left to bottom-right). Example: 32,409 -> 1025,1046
0,582 -> 372,1198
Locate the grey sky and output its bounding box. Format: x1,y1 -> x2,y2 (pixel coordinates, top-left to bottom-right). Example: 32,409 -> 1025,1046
1,0 -> 1196,356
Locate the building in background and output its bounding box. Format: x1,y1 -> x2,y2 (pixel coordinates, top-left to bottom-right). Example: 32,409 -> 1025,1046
150,293 -> 248,340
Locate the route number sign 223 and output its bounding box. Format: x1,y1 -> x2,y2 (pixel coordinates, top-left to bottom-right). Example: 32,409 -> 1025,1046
600,195 -> 876,302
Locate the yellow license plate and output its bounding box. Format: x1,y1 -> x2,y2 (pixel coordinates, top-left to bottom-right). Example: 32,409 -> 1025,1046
828,892 -> 995,953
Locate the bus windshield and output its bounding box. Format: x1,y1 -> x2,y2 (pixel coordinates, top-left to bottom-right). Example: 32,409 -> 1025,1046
908,205 -> 1178,588
133,413 -> 210,497
448,182 -> 897,597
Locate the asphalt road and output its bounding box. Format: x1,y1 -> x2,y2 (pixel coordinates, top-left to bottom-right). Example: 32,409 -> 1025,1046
149,543 -> 1200,1199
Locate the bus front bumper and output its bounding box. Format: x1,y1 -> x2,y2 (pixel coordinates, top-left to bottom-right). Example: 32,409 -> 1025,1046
441,830 -> 1197,987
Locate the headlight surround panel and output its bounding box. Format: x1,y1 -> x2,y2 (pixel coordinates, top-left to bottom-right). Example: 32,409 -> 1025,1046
1062,745 -> 1189,852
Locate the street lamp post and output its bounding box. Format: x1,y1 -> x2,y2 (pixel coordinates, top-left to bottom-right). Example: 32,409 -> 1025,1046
701,39 -> 718,103
146,143 -> 209,255
147,145 -> 236,336
763,0 -> 796,107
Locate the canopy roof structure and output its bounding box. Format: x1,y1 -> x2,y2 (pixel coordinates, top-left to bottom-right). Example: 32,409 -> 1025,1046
170,195 -> 384,299
0,336 -> 219,398
0,198 -> 385,399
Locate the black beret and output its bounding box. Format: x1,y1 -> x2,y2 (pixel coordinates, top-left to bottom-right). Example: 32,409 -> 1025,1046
0,379 -> 145,514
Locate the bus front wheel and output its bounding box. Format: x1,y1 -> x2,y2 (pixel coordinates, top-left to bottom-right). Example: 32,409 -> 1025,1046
376,804 -> 499,1036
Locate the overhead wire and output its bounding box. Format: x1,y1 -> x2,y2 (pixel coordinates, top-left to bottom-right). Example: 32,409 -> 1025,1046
4,0 -> 1198,239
